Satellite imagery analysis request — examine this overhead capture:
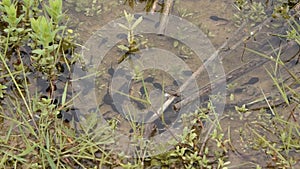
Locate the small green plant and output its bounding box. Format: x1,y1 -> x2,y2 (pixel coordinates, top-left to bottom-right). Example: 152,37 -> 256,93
148,106 -> 231,169
45,0 -> 63,24
0,83 -> 7,98
117,10 -> 143,63
177,7 -> 194,18
271,1 -> 300,19
22,0 -> 34,21
0,0 -> 76,77
65,0 -> 107,16
2,3 -> 23,31
0,0 -> 25,47
30,16 -> 60,73
0,0 -> 83,168
233,0 -> 267,27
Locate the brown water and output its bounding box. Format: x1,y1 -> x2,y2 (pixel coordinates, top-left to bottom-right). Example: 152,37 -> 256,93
65,0 -> 300,167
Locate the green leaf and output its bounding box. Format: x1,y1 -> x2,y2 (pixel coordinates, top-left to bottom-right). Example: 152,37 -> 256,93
44,150 -> 56,169
118,23 -> 128,30
1,0 -> 11,7
16,14 -> 24,25
235,104 -> 248,113
45,44 -> 59,52
16,27 -> 24,32
3,5 -> 23,28
173,41 -> 179,48
45,0 -> 63,23
30,17 -> 40,33
61,82 -> 68,105
32,49 -> 45,55
131,16 -> 143,29
117,45 -> 129,51
30,54 -> 41,61
23,0 -> 34,9
0,84 -> 7,98
9,36 -> 18,42
18,144 -> 36,157
124,10 -> 134,24
150,158 -> 162,166
124,10 -> 129,21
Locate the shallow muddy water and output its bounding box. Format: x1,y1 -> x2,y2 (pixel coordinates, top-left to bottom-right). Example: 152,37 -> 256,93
64,0 -> 300,167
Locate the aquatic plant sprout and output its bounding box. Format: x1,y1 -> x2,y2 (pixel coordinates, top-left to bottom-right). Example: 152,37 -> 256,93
72,12 -> 226,157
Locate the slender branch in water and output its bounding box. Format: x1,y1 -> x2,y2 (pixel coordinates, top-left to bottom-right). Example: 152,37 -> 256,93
146,23 -> 248,122
174,16 -> 296,110
145,2 -> 288,141
157,0 -> 174,34
146,17 -> 274,123
174,43 -> 289,111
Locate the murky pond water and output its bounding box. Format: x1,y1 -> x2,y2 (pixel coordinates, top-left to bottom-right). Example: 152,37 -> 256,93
1,0 -> 300,168
64,0 -> 300,167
